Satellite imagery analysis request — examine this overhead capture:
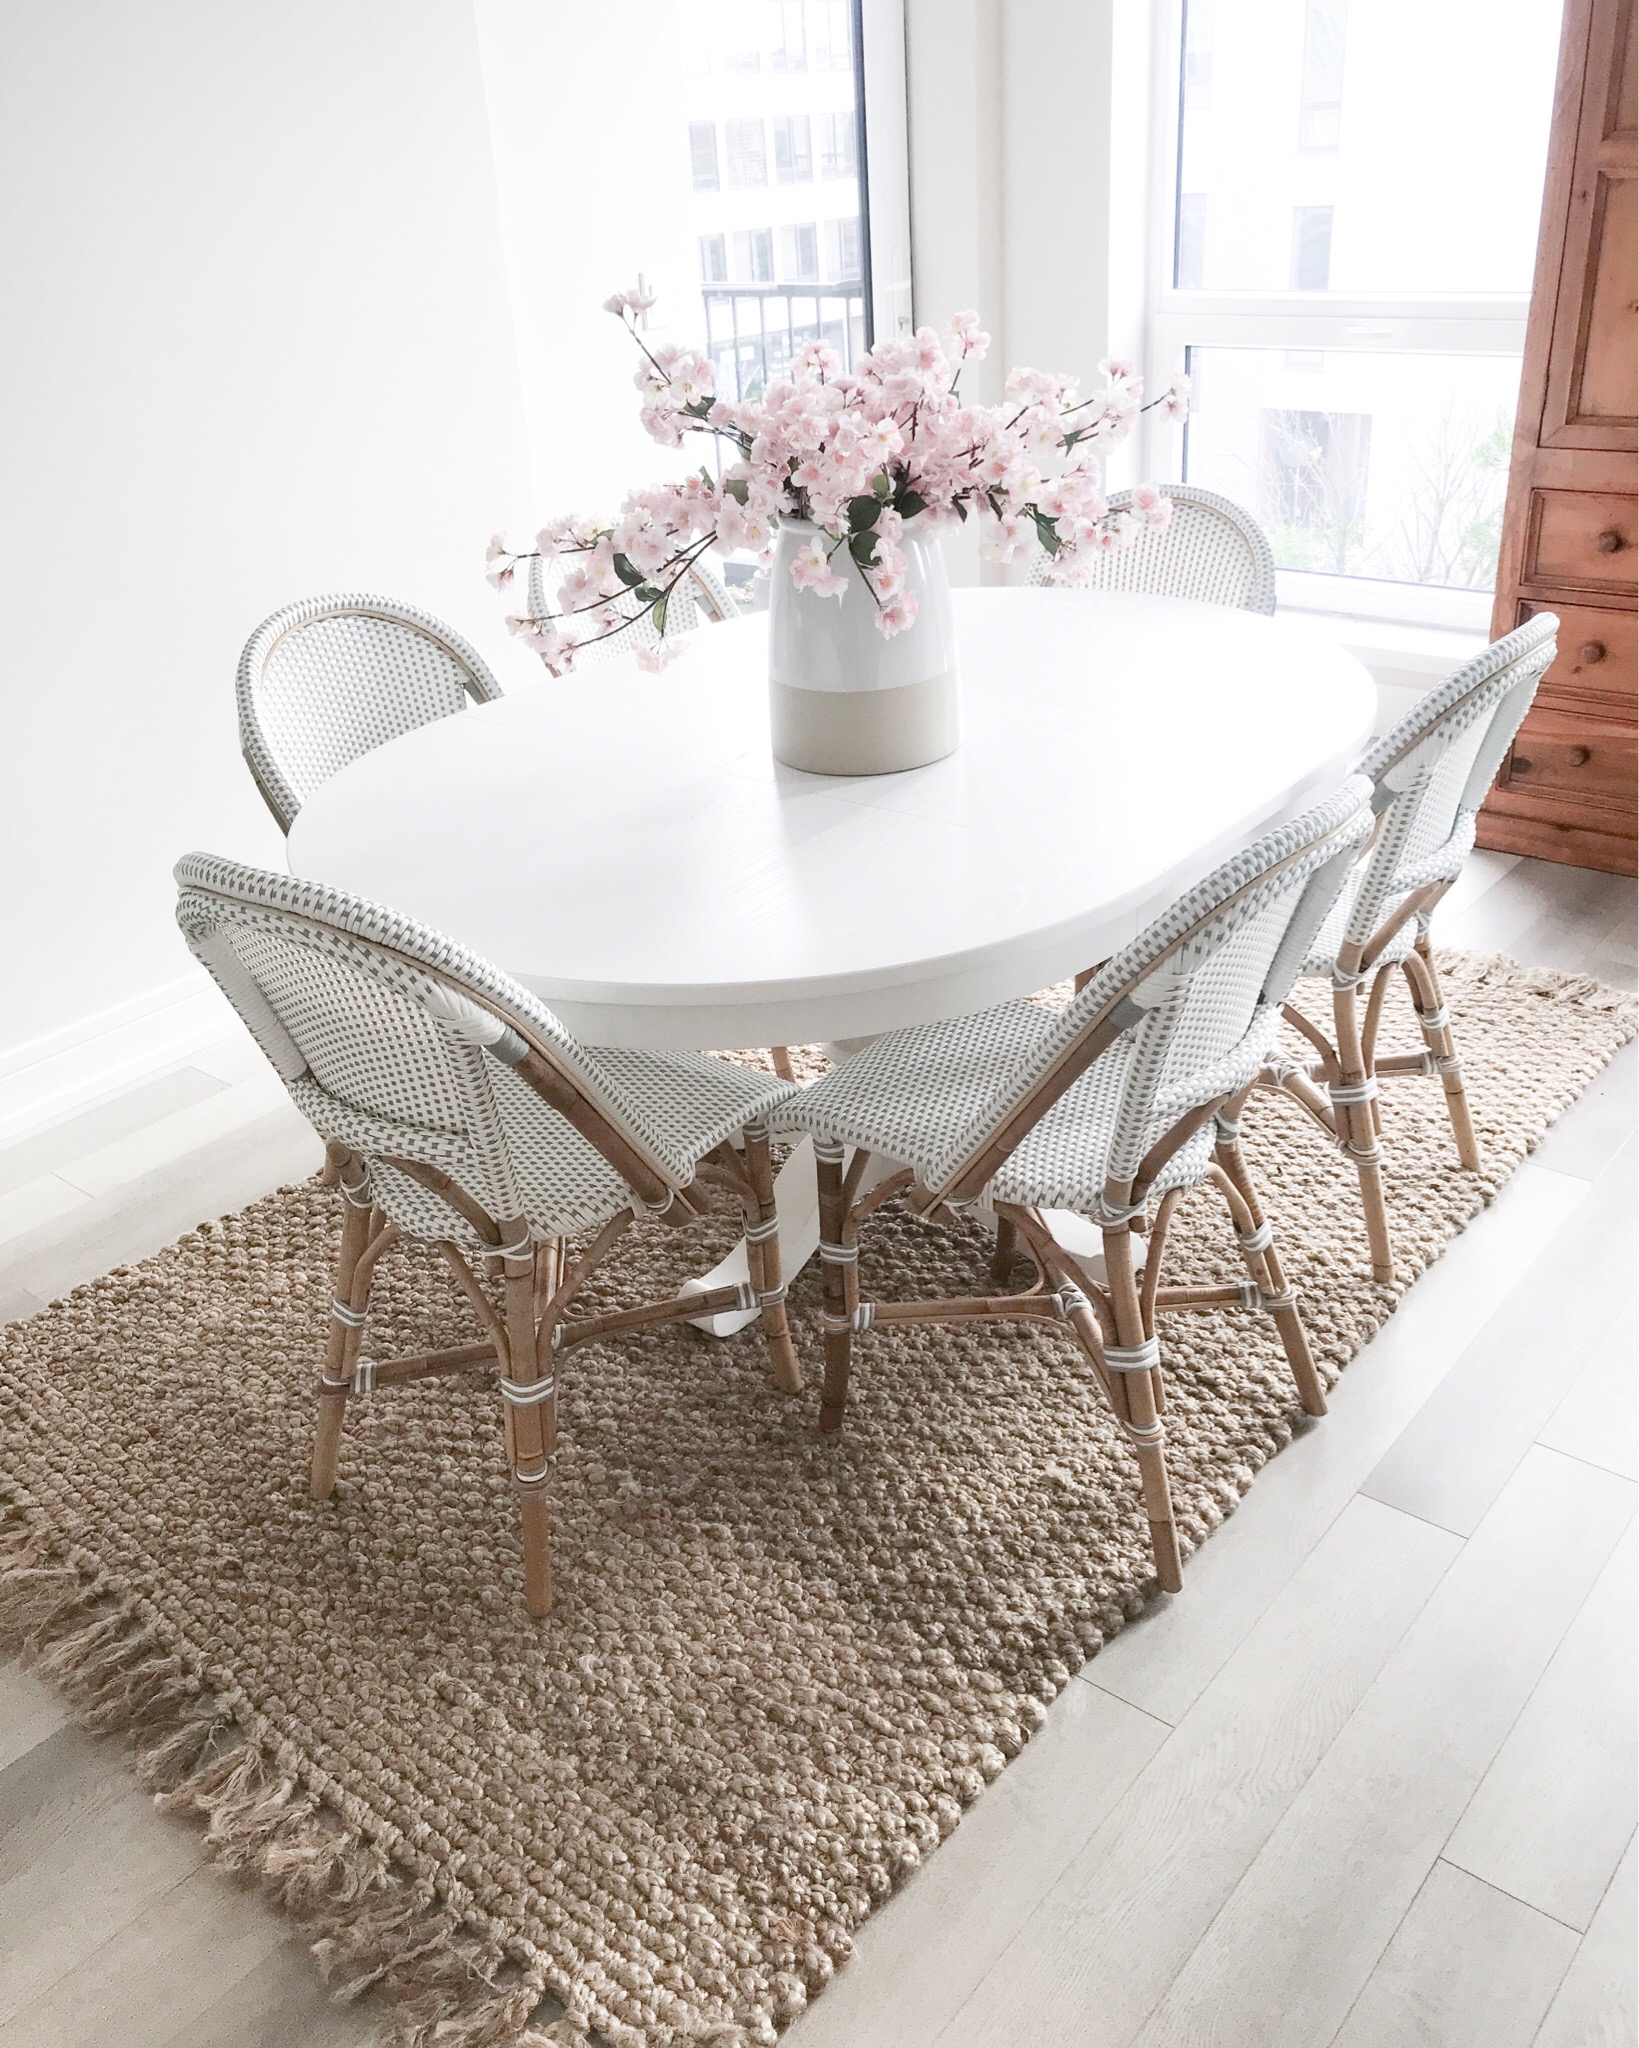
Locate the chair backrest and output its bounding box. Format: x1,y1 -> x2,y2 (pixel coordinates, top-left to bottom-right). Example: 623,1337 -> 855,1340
175,854 -> 703,1237
930,776 -> 1375,1205
1341,611 -> 1558,954
237,595 -> 505,833
1027,485 -> 1277,614
525,555 -> 736,668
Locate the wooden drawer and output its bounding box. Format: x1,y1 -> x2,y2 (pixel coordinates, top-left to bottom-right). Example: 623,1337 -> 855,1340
1524,490 -> 1638,593
1498,698 -> 1637,810
1517,598 -> 1637,703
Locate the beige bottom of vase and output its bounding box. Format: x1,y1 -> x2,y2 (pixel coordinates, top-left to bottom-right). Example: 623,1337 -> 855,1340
770,671 -> 960,776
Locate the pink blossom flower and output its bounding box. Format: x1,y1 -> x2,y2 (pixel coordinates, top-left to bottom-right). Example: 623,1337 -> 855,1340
1098,356 -> 1138,383
485,534 -> 517,590
789,537 -> 849,600
635,640 -> 682,672
1158,373 -> 1191,422
877,591 -> 919,637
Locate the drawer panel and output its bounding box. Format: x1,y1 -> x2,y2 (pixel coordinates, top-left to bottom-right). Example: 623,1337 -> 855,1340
1524,490 -> 1638,593
1499,700 -> 1637,810
1517,598 -> 1637,703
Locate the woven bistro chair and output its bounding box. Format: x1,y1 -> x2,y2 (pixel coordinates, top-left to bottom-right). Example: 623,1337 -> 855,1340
1260,612 -> 1558,1285
1027,485 -> 1277,614
525,553 -> 736,668
772,779 -> 1373,1593
175,855 -> 802,1617
237,595 -> 505,833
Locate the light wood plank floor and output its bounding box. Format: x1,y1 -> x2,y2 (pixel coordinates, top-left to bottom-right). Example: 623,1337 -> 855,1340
0,852 -> 1633,2048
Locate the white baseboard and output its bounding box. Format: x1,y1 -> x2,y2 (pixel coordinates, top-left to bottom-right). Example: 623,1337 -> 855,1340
0,971 -> 241,1150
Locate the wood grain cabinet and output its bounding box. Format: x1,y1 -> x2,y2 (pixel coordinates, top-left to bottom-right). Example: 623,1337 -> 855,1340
1482,0 -> 1637,874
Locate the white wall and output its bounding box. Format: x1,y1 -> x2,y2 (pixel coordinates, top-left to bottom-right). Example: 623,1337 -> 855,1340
475,0 -> 702,517
904,0 -> 1166,583
0,0 -> 535,1133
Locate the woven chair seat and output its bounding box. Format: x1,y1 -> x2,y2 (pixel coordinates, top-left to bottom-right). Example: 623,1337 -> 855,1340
1026,485 -> 1277,613
775,996 -> 1247,1215
1299,863 -> 1420,981
176,856 -> 798,1248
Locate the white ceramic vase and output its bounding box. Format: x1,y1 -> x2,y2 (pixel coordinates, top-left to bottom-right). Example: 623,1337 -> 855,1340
766,518 -> 959,775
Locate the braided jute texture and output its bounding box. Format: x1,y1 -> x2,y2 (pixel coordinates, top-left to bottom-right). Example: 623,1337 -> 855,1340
0,951 -> 1632,2047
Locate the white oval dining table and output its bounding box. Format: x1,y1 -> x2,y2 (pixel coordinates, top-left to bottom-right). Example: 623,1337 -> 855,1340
287,586 -> 1375,1051
289,587 -> 1374,1337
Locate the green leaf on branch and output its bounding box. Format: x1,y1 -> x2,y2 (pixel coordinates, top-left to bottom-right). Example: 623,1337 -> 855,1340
653,596 -> 668,635
722,477 -> 749,505
635,584 -> 664,603
1032,510 -> 1061,557
847,495 -> 882,532
612,552 -> 646,587
873,472 -> 893,498
953,498 -> 969,522
847,531 -> 880,566
896,488 -> 928,519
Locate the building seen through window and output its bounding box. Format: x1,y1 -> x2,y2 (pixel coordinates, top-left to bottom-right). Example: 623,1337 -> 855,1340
678,0 -> 867,404
1167,0 -> 1558,614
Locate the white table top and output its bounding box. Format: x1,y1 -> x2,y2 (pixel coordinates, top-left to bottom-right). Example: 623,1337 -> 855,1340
286,588 -> 1375,1049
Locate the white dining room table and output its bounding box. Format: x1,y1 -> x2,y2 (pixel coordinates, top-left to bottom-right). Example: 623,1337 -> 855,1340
287,586 -> 1376,1331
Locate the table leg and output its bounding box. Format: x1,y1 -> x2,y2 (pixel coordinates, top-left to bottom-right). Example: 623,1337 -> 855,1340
684,1137 -> 822,1336
683,1140 -> 910,1338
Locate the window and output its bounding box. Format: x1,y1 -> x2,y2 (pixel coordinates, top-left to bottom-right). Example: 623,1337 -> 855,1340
824,215 -> 861,281
811,0 -> 851,69
1153,0 -> 1559,627
778,222 -> 819,280
689,120 -> 719,192
1176,191 -> 1206,290
1298,0 -> 1347,152
1182,0 -> 1212,107
771,0 -> 806,69
674,0 -> 899,406
773,114 -> 812,182
818,111 -> 856,178
725,118 -> 767,186
1290,205 -> 1332,291
731,228 -> 774,282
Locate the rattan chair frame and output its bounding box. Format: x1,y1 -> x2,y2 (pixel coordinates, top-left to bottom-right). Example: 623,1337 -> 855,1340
237,593 -> 506,833
1027,484 -> 1278,614
780,780 -> 1374,1593
176,855 -> 801,1618
1260,613 -> 1558,1282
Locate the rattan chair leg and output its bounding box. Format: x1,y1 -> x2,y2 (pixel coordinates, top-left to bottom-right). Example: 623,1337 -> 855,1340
770,1046 -> 797,1083
816,1144 -> 853,1433
1212,1135 -> 1327,1417
1405,933 -> 1482,1171
501,1240 -> 553,1618
743,1125 -> 802,1393
1103,1222 -> 1183,1593
1332,980 -> 1396,1284
312,1177 -> 374,1501
990,1215 -> 1020,1286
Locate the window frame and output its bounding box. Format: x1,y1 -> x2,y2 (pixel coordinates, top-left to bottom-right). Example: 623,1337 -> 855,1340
1143,0 -> 1532,631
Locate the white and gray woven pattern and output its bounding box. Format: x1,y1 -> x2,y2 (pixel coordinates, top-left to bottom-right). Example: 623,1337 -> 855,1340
1309,613 -> 1557,969
175,855 -> 796,1245
1027,486 -> 1277,613
779,778 -> 1373,1212
238,595 -> 506,832
525,556 -> 736,668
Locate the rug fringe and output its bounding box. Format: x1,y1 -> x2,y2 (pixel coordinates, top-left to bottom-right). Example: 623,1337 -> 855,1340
0,1496 -> 660,2048
1438,946 -> 1639,1020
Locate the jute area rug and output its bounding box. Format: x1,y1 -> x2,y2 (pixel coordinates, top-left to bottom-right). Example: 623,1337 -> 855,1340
0,952 -> 1632,2047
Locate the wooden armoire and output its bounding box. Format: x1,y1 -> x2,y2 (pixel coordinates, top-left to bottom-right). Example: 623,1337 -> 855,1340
1480,0 -> 1637,875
